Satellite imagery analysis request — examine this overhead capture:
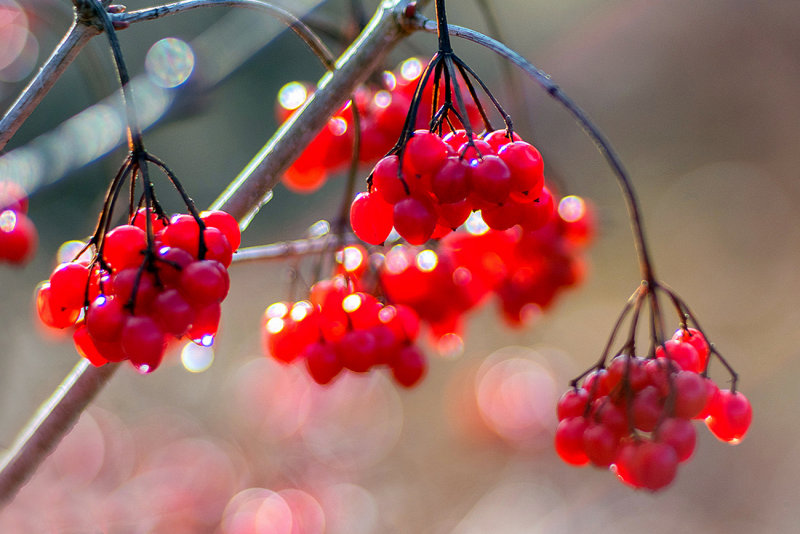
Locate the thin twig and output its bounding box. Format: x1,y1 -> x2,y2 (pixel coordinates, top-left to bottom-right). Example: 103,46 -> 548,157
413,16 -> 657,285
0,22 -> 100,151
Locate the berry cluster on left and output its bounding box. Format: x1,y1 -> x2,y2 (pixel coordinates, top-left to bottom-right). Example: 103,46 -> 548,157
35,208 -> 240,373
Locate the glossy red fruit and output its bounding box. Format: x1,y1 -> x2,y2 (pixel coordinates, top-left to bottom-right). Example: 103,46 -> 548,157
498,141 -> 545,199
404,130 -> 448,175
179,260 -> 229,307
705,389 -> 752,443
200,210 -> 241,251
556,388 -> 589,421
671,327 -> 710,371
656,339 -> 701,373
304,342 -> 342,385
483,129 -> 522,151
391,345 -> 427,388
336,329 -> 378,373
49,262 -> 91,310
555,417 -> 590,466
162,214 -> 202,256
0,210 -> 37,264
152,289 -> 194,337
656,418 -> 696,462
103,225 -> 146,271
371,155 -> 407,205
636,440 -> 679,491
430,157 -> 470,204
86,295 -> 126,342
36,282 -> 80,329
73,323 -> 111,367
468,155 -> 511,204
583,423 -> 619,467
121,316 -> 166,372
393,196 -> 437,245
350,191 -> 394,245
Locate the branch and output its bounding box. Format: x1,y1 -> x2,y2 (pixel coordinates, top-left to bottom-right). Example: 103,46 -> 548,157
0,21 -> 100,151
0,0 -> 421,508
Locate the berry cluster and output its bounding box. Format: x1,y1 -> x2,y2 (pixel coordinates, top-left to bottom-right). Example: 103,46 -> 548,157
261,272 -> 427,388
378,192 -> 593,339
36,209 -> 240,373
0,181 -> 37,265
351,128 -> 547,245
276,57 -> 481,193
555,327 -> 752,491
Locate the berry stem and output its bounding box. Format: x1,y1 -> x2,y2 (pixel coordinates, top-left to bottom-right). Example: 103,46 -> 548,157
0,361 -> 120,507
412,16 -> 658,285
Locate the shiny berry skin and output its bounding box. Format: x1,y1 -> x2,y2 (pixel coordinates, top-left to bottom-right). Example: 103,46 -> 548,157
86,295 -> 126,342
705,389 -> 752,444
304,342 -> 342,385
120,316 -> 166,372
404,130 -> 449,175
371,156 -> 407,205
583,423 -> 618,467
636,440 -> 679,491
393,196 -> 437,245
468,155 -> 511,204
391,345 -> 427,388
0,209 -> 37,264
655,339 -> 701,373
179,260 -> 229,307
200,210 -> 241,251
49,262 -> 91,310
36,282 -> 80,329
498,141 -> 545,199
350,191 -> 394,245
555,417 -> 590,466
102,225 -> 146,271
656,418 -> 696,462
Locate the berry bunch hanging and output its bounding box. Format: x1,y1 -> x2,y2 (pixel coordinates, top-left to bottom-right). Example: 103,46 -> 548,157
0,180 -> 37,265
261,249 -> 428,388
555,280 -> 751,491
275,57 -> 481,194
36,207 -> 240,373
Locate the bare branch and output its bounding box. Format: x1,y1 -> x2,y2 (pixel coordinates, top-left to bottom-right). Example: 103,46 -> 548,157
0,22 -> 100,151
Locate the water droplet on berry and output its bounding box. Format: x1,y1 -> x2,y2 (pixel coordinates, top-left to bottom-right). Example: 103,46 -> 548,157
400,57 -> 422,81
145,37 -> 195,88
466,211 -> 489,235
181,341 -> 214,372
557,195 -> 586,222
415,249 -> 438,272
277,81 -> 309,111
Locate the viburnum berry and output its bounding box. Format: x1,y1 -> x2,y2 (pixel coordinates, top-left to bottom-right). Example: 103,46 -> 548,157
350,191 -> 394,245
705,389 -> 752,443
0,209 -> 37,265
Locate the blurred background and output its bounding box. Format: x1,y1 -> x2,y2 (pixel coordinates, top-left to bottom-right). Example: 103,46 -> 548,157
0,0 -> 799,531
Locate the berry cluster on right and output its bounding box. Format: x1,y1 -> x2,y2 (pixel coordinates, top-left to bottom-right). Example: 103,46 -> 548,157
556,327 -> 752,491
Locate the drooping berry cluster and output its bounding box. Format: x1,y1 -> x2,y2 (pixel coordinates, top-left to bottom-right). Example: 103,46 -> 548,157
555,327 -> 752,491
276,57 -> 481,194
36,209 -> 240,373
351,128 -> 547,245
261,272 -> 427,387
0,180 -> 37,265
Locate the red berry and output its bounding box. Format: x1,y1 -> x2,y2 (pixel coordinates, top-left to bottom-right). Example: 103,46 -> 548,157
304,342 -> 342,385
468,155 -> 511,204
200,210 -> 241,251
393,196 -> 437,245
404,130 -> 448,175
103,225 -> 146,271
121,316 -> 166,373
391,345 -> 427,388
636,440 -> 679,491
705,389 -> 752,443
556,388 -> 589,420
0,210 -> 37,264
430,157 -> 470,204
86,295 -> 126,342
555,417 -> 590,466
583,423 -> 619,467
49,262 -> 91,310
36,282 -> 80,329
350,191 -> 394,245
152,289 -> 194,337
179,260 -> 229,307
656,339 -> 701,373
498,141 -> 545,199
656,418 -> 696,462
371,156 -> 407,205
